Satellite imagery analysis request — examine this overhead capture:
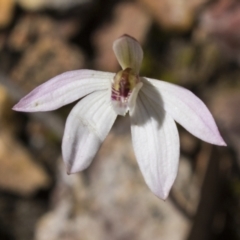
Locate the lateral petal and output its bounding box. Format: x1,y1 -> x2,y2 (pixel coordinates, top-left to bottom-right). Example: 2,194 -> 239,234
13,70 -> 114,112
142,77 -> 226,146
62,90 -> 117,174
113,35 -> 143,74
130,91 -> 180,200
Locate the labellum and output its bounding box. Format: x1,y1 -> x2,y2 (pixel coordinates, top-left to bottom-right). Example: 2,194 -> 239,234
111,68 -> 140,116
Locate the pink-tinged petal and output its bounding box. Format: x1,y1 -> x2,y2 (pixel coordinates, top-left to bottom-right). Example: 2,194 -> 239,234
13,70 -> 114,112
130,91 -> 180,200
113,35 -> 143,74
142,77 -> 226,146
62,90 -> 117,174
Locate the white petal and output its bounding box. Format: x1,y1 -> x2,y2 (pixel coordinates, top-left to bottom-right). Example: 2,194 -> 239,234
142,77 -> 226,146
13,70 -> 114,112
130,91 -> 180,200
62,90 -> 117,174
113,35 -> 143,74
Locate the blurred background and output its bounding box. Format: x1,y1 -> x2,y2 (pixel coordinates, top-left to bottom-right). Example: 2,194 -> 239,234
0,0 -> 239,239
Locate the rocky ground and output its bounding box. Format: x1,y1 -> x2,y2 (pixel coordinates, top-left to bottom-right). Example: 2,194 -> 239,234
0,0 -> 240,239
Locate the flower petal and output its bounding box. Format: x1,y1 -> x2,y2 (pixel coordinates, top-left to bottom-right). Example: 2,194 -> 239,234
113,35 -> 143,74
142,78 -> 226,146
13,70 -> 114,112
130,91 -> 180,200
62,90 -> 117,174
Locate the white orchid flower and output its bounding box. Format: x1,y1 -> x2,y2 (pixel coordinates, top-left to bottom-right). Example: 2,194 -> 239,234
13,35 -> 226,200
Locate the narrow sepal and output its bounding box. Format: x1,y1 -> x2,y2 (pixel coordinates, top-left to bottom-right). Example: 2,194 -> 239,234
130,91 -> 180,200
113,35 -> 143,74
62,90 -> 117,174
13,70 -> 114,112
142,78 -> 226,146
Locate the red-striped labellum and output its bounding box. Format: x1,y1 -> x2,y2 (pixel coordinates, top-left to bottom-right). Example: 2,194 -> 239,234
111,68 -> 140,115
